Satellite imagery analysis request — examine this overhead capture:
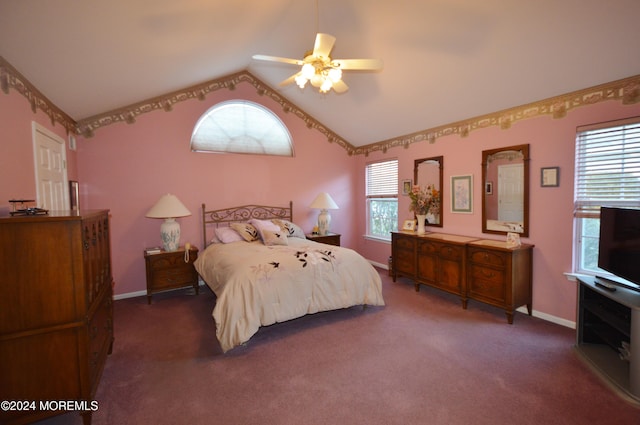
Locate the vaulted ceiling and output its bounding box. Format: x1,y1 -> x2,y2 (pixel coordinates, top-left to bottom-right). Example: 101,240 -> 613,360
1,0 -> 639,147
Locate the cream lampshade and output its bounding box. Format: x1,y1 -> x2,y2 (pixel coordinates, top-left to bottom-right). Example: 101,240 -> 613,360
145,194 -> 191,252
309,192 -> 339,236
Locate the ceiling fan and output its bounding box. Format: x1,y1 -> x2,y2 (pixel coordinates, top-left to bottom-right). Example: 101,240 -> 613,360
252,33 -> 383,94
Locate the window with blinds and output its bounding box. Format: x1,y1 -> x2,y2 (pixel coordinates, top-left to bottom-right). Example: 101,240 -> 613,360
191,100 -> 293,156
573,116 -> 640,274
366,159 -> 398,240
575,117 -> 640,217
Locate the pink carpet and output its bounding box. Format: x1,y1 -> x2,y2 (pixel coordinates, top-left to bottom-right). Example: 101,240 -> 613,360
38,269 -> 639,424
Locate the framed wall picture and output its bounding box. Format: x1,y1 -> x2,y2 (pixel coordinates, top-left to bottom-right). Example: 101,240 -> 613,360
402,179 -> 412,195
541,167 -> 559,187
451,174 -> 473,213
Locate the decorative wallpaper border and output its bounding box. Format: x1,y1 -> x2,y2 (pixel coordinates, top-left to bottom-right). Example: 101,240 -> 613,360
2,55 -> 638,157
75,70 -> 357,155
0,56 -> 76,135
354,75 -> 640,156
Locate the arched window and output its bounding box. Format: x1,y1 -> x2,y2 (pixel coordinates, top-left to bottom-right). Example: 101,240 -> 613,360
190,100 -> 293,156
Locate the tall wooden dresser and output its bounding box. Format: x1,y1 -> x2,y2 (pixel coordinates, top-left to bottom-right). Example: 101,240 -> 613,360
0,210 -> 114,425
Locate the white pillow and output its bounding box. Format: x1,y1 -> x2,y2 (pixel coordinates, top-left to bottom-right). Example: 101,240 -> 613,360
214,227 -> 244,244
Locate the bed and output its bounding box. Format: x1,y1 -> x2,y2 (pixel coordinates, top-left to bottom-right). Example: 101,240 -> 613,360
194,202 -> 385,352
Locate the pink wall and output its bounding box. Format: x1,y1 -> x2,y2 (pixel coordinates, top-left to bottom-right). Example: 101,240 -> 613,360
0,92 -> 78,216
354,101 -> 640,324
75,82 -> 357,295
3,79 -> 640,325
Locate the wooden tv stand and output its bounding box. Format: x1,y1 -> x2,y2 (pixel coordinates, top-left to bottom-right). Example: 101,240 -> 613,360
575,276 -> 640,405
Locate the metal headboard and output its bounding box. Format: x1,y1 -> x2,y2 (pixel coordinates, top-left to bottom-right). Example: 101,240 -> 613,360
201,202 -> 293,247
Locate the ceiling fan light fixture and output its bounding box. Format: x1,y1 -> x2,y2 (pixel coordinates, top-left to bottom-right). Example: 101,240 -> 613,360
320,79 -> 333,93
253,32 -> 382,94
295,75 -> 308,88
328,67 -> 342,82
301,63 -> 315,79
310,73 -> 324,88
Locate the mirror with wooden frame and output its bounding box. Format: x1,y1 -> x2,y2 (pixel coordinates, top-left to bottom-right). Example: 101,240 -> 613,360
481,144 -> 530,237
413,156 -> 443,227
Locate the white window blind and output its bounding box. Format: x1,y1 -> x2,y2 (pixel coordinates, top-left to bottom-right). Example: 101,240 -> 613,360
575,117 -> 640,218
366,159 -> 398,197
191,100 -> 293,156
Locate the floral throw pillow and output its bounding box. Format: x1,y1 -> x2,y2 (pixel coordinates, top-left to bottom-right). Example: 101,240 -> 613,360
230,222 -> 259,242
272,219 -> 306,239
262,230 -> 289,246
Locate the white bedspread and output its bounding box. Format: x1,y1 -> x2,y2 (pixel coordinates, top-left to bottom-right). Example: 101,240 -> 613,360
194,237 -> 385,352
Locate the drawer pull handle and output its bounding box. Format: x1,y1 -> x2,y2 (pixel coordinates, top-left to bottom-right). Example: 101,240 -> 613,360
481,270 -> 495,278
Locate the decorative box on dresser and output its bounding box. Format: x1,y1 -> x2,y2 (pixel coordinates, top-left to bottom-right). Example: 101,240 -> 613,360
466,239 -> 534,324
0,210 -> 114,425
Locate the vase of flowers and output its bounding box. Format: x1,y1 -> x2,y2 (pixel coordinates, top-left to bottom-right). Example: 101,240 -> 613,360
409,184 -> 440,233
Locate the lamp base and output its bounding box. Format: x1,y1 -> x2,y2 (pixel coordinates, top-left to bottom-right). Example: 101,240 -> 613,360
160,218 -> 181,252
317,209 -> 331,236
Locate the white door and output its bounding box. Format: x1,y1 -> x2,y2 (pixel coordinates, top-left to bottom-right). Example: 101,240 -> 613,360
32,122 -> 68,210
497,163 -> 524,222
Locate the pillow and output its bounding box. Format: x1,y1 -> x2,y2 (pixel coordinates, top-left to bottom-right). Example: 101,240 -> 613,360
214,226 -> 244,244
272,219 -> 306,239
261,229 -> 289,246
248,218 -> 281,241
230,222 -> 259,242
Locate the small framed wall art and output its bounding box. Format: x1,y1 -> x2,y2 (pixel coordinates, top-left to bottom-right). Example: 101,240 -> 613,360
451,174 -> 473,213
541,167 -> 559,187
402,179 -> 412,195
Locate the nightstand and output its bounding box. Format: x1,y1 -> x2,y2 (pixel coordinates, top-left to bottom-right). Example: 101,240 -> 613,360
144,246 -> 199,304
306,233 -> 341,246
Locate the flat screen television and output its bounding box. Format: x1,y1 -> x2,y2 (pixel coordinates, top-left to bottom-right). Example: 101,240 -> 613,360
598,206 -> 640,292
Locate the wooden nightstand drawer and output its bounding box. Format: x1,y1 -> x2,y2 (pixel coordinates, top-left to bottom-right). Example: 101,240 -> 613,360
306,233 -> 341,246
144,246 -> 199,303
151,267 -> 196,289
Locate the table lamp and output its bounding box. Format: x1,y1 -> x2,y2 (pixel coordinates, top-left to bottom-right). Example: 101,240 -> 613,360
309,192 -> 339,236
146,194 -> 191,252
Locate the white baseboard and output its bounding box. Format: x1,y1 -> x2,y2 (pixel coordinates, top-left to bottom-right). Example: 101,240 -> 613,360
516,306 -> 575,329
113,290 -> 146,300
113,279 -> 207,301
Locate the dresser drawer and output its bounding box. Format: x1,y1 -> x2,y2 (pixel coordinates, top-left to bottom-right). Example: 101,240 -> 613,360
88,290 -> 113,389
468,264 -> 506,303
468,248 -> 507,268
396,236 -> 415,250
436,243 -> 464,261
417,240 -> 437,255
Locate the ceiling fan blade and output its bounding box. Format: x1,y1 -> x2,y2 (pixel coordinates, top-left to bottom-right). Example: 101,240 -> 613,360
332,80 -> 349,93
279,72 -> 301,87
313,33 -> 336,59
332,58 -> 384,71
252,54 -> 303,66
